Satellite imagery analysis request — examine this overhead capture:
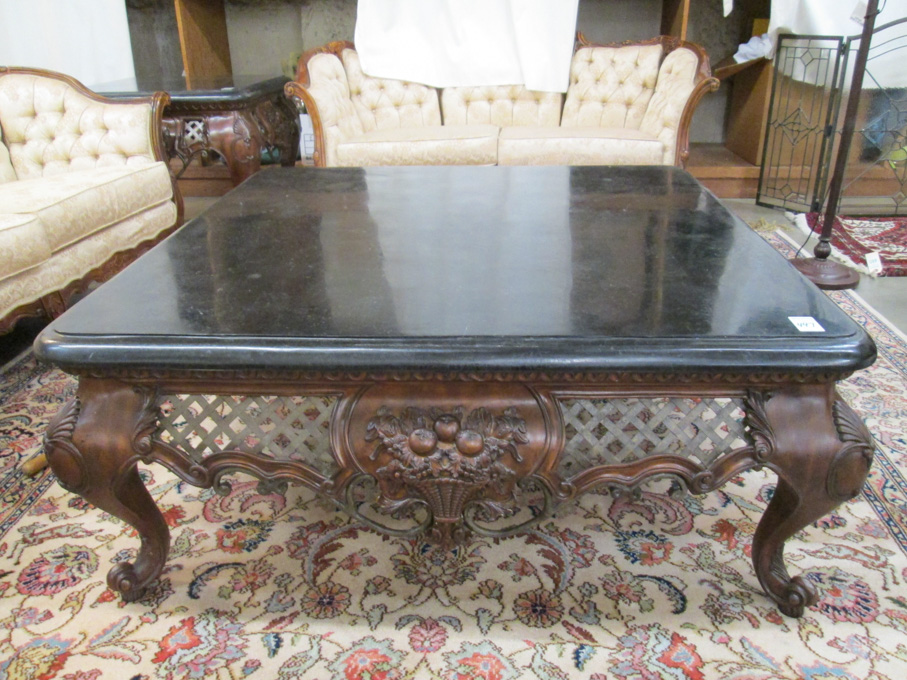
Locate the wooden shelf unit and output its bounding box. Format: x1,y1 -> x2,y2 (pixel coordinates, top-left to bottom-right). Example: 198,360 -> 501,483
687,143 -> 760,199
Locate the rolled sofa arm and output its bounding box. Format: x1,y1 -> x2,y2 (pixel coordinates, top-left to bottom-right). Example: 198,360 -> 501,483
285,41 -> 365,167
651,39 -> 719,168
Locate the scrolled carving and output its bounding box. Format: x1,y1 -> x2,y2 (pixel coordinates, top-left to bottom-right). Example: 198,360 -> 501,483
132,387 -> 160,458
768,552 -> 816,618
139,440 -> 330,499
690,469 -> 716,494
826,399 -> 875,501
363,405 -> 529,548
46,396 -> 81,443
43,398 -> 87,493
743,390 -> 775,463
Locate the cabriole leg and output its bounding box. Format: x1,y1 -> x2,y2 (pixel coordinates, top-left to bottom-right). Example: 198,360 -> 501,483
752,386 -> 874,617
44,379 -> 169,602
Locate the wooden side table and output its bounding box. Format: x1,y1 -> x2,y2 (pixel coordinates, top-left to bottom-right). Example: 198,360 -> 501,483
97,75 -> 300,186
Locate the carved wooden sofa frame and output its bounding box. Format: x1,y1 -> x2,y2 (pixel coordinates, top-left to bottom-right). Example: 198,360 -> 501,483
286,34 -> 719,168
0,67 -> 184,335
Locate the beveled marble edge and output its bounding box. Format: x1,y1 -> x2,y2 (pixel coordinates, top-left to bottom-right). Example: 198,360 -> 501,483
34,327 -> 876,376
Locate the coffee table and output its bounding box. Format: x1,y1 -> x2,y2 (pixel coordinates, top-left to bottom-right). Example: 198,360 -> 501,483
35,166 -> 876,617
95,75 -> 300,186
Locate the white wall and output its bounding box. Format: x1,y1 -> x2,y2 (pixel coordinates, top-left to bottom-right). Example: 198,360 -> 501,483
0,0 -> 135,89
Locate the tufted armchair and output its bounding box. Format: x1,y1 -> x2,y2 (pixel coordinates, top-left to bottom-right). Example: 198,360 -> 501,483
286,35 -> 718,168
0,67 -> 182,333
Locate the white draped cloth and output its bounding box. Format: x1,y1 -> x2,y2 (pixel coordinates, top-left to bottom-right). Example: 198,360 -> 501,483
767,0 -> 907,88
353,0 -> 580,93
0,0 -> 135,88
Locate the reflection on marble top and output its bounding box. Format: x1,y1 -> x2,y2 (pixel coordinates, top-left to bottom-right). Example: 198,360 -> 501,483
37,166 -> 875,374
93,74 -> 288,97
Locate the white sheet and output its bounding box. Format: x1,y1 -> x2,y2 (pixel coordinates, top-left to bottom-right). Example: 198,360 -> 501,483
768,0 -> 905,40
353,0 -> 580,93
768,0 -> 907,88
0,0 -> 135,88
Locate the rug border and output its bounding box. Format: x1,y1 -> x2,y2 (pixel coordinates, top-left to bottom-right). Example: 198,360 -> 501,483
775,228 -> 907,343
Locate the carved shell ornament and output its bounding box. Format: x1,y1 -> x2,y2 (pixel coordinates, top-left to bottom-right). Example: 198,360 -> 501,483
363,405 -> 530,547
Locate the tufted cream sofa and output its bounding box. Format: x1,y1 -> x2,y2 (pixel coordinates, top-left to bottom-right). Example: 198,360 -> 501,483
0,67 -> 182,333
285,35 -> 719,169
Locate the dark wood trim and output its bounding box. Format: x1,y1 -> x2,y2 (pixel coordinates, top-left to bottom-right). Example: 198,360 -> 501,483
43,373 -> 874,617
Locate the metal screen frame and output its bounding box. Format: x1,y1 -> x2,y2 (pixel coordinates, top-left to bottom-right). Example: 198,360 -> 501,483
758,19 -> 907,216
757,34 -> 847,213
837,17 -> 907,215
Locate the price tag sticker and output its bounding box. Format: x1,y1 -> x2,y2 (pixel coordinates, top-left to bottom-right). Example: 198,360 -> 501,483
789,316 -> 825,332
866,251 -> 883,275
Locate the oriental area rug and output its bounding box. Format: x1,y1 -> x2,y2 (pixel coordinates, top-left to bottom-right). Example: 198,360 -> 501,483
801,213 -> 907,277
0,231 -> 906,680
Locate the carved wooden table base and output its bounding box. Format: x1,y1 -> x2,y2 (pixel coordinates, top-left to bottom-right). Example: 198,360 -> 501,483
162,92 -> 299,186
44,374 -> 874,617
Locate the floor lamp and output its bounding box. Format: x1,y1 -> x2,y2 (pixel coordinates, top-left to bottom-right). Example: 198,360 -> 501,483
792,0 -> 879,290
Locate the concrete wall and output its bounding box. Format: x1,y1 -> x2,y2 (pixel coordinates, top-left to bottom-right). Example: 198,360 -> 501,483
125,0 -> 183,84
575,0 -> 662,44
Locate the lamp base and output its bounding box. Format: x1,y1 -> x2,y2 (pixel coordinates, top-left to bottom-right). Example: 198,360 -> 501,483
791,257 -> 860,290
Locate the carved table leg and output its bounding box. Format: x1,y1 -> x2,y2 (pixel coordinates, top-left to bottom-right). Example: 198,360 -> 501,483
44,379 -> 169,602
272,95 -> 301,167
752,385 -> 874,617
211,111 -> 262,185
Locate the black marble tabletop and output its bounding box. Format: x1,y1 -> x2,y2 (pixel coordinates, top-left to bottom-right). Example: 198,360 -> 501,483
36,166 -> 876,374
93,75 -> 289,103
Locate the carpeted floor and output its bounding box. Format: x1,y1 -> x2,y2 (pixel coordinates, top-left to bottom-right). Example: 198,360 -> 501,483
0,231 -> 906,679
800,213 -> 907,277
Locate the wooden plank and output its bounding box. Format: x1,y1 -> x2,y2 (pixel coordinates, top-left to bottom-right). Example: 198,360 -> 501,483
660,0 -> 689,40
172,161 -> 233,197
173,0 -> 232,87
725,60 -> 773,166
687,144 -> 760,198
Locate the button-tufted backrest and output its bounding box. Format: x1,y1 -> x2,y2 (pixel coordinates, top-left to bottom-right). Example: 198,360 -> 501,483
0,126 -> 16,183
561,44 -> 663,129
0,73 -> 157,180
639,47 -> 701,164
341,49 -> 441,132
441,86 -> 562,127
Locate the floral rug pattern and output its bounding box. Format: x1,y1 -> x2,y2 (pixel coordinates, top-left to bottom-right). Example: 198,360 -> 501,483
1,232 -> 906,679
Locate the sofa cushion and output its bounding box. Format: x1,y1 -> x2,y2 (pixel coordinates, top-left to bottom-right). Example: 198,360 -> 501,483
561,44 -> 663,129
0,214 -> 51,283
0,161 -> 173,253
0,127 -> 16,183
342,49 -> 442,133
0,73 -> 157,180
336,124 -> 499,166
497,126 -> 664,166
0,200 -> 176,321
441,86 -> 562,127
